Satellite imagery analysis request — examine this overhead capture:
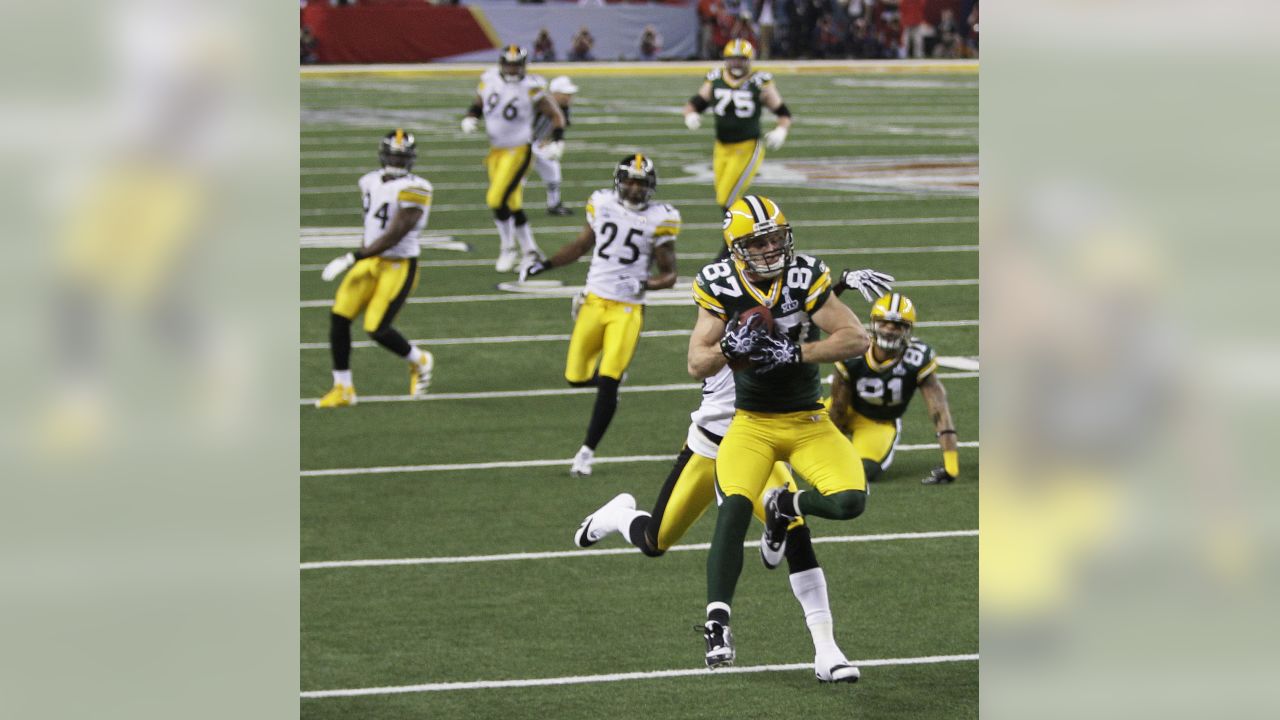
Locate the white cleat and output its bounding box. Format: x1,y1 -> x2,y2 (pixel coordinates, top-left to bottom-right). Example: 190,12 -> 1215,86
410,351 -> 434,397
570,445 -> 594,477
573,492 -> 636,548
495,248 -> 520,273
815,651 -> 861,683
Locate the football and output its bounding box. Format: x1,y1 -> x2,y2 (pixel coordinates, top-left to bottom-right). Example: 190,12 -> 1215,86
727,306 -> 774,370
739,305 -> 774,334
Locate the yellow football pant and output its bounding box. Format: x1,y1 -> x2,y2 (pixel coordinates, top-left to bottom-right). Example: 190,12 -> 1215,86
849,411 -> 902,472
564,293 -> 643,383
716,409 -> 866,501
485,145 -> 533,211
713,138 -> 765,209
652,450 -> 801,552
331,257 -> 418,332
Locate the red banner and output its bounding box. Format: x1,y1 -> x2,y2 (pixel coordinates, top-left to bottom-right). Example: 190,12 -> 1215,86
301,2 -> 497,64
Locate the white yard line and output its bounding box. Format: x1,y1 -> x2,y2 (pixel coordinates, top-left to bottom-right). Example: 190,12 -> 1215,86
300,652 -> 978,698
301,529 -> 978,571
297,373 -> 977,406
299,278 -> 977,308
299,441 -> 979,477
297,320 -> 977,350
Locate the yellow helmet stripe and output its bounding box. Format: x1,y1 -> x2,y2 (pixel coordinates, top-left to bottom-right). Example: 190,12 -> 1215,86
394,128 -> 405,146
633,153 -> 643,172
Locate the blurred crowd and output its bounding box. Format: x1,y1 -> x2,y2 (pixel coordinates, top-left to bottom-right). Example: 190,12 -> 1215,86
699,0 -> 978,60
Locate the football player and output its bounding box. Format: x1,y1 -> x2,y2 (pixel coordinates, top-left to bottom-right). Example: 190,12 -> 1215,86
521,154 -> 679,477
688,195 -> 871,668
315,130 -> 435,408
682,40 -> 792,215
571,266 -> 892,683
828,293 -> 962,484
531,75 -> 578,216
460,45 -> 566,272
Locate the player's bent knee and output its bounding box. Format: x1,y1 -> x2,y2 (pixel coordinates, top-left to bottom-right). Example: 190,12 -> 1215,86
827,490 -> 867,520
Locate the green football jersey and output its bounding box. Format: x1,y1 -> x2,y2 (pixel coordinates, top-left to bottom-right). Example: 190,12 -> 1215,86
693,255 -> 834,413
834,340 -> 939,421
706,69 -> 774,144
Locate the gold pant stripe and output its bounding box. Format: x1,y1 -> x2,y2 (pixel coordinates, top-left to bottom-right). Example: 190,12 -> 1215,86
653,447 -> 802,552
485,145 -> 532,211
564,293 -> 644,383
713,137 -> 764,208
331,257 -> 419,332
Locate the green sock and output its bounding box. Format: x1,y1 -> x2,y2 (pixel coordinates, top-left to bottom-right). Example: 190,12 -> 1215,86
707,495 -> 754,606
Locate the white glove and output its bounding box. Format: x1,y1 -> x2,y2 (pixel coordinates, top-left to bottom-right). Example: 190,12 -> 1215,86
764,126 -> 788,150
842,268 -> 896,302
684,112 -> 701,131
460,116 -> 479,134
322,253 -> 356,282
540,139 -> 564,162
570,288 -> 587,320
616,275 -> 645,296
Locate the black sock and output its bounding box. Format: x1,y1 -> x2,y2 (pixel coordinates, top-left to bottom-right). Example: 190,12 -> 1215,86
329,313 -> 352,371
627,513 -> 663,557
513,209 -> 529,226
708,606 -> 730,627
494,207 -> 512,221
784,525 -> 819,574
369,326 -> 412,357
583,376 -> 620,450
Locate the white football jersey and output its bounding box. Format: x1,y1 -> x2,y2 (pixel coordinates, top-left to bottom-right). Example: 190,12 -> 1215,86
686,365 -> 736,459
583,189 -> 681,304
358,170 -> 433,259
477,69 -> 546,148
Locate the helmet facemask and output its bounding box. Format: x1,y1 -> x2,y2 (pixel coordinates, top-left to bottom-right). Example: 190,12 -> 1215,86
731,224 -> 794,279
379,131 -> 416,177
499,58 -> 526,83
725,55 -> 751,79
872,319 -> 912,353
614,156 -> 657,211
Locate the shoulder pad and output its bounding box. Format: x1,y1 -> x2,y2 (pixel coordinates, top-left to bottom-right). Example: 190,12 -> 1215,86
706,68 -> 722,82
752,71 -> 774,86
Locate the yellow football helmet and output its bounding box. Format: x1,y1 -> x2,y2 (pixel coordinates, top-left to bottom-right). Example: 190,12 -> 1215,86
723,39 -> 754,80
723,195 -> 793,278
499,44 -> 528,82
869,293 -> 918,352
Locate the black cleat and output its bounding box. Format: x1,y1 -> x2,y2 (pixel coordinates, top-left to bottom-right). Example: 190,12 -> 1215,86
700,621 -> 735,668
547,204 -> 574,216
760,487 -> 793,569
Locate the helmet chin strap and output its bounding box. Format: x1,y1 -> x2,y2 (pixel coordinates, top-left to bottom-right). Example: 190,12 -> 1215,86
382,165 -> 409,177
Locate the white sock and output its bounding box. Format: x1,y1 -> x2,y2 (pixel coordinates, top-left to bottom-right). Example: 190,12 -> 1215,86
790,567 -> 840,656
514,220 -> 539,256
547,183 -> 561,208
494,218 -> 515,253
407,347 -> 427,365
333,369 -> 352,387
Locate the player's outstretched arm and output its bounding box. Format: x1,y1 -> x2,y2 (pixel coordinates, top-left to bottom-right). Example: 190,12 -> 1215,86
920,374 -> 960,479
322,206 -> 424,281
688,308 -> 729,379
682,82 -> 712,130
762,82 -> 792,148
536,93 -> 567,132
461,94 -> 482,133
521,223 -> 595,280
802,296 -> 870,363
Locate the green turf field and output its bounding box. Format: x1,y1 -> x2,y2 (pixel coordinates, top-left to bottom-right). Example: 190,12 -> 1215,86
301,65 -> 977,719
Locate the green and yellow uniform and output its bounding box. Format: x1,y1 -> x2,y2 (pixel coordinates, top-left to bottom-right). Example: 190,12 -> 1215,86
833,339 -> 939,476
705,69 -> 775,209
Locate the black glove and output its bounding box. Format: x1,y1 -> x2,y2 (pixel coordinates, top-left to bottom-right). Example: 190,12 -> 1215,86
520,259 -> 550,282
921,467 -> 956,485
748,331 -> 802,372
720,314 -> 764,360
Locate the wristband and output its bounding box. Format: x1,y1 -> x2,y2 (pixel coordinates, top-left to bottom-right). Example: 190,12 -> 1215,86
936,429 -> 957,437
774,103 -> 792,118
351,249 -> 366,261
466,101 -> 483,119
551,127 -> 565,142
689,95 -> 709,113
